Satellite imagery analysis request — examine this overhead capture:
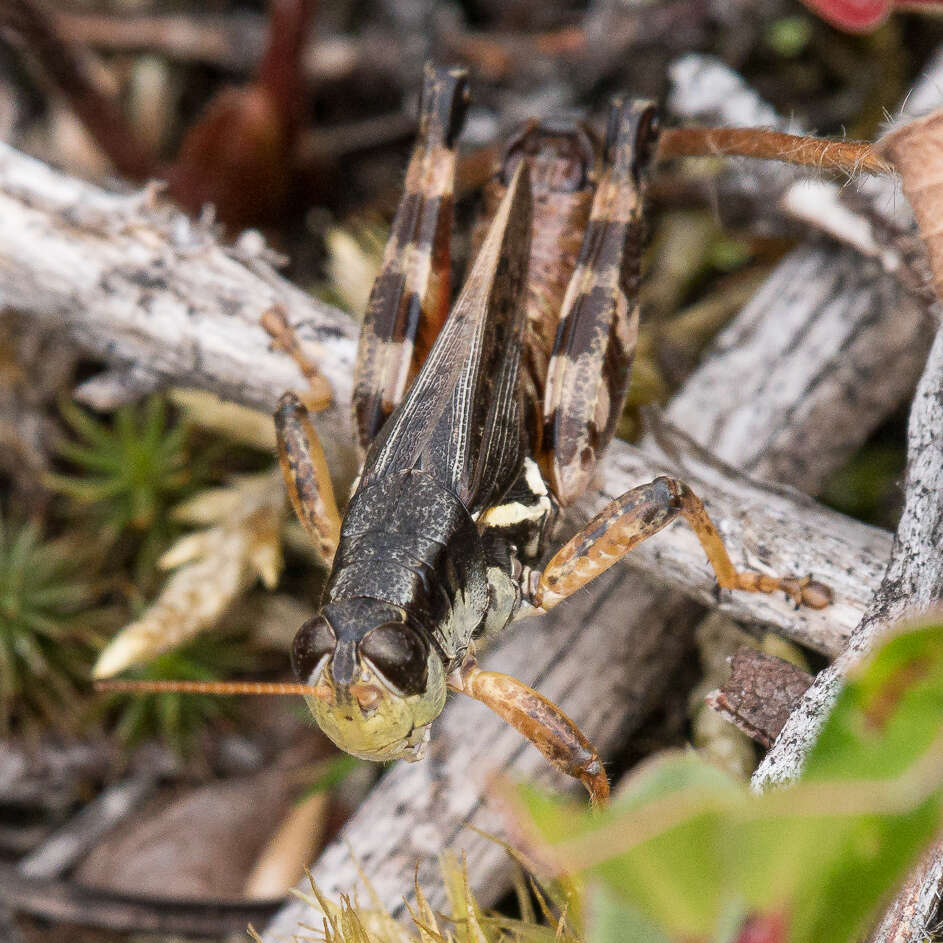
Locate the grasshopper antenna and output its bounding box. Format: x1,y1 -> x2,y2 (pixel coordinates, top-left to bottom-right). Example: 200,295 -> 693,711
94,679 -> 334,700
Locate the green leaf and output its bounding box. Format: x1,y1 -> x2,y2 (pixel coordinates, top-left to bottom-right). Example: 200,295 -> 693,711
519,753 -> 743,938
587,884 -> 670,943
783,620 -> 943,943
806,623 -> 943,780
512,619 -> 943,943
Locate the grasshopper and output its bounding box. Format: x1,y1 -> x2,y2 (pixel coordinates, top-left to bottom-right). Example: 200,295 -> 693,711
105,65 -> 830,805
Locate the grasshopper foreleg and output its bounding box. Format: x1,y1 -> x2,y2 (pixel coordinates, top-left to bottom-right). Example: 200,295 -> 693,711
262,306 -> 332,412
448,654 -> 609,806
532,476 -> 832,612
274,392 -> 341,565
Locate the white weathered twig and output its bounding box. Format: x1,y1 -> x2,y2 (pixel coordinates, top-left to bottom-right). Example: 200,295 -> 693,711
668,53 -> 925,288
603,429 -> 889,658
18,776 -> 158,879
0,141 -> 917,650
680,50 -> 943,943
753,324 -> 943,941
0,143 -> 359,482
744,59 -> 943,942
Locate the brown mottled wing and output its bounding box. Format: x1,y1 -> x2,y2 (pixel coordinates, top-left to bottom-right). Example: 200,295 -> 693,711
352,64 -> 469,453
541,99 -> 659,507
361,164 -> 533,517
470,120 -> 598,456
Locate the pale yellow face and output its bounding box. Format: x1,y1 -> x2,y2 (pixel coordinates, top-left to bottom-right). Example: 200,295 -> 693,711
305,649 -> 447,762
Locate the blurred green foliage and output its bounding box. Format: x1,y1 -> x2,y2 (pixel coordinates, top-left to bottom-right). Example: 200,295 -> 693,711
821,443 -> 905,531
764,16 -> 814,58
0,509 -> 102,733
513,617 -> 943,943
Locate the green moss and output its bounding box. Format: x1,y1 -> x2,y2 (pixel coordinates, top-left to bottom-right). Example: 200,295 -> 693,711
0,510 -> 102,733
48,395 -> 212,584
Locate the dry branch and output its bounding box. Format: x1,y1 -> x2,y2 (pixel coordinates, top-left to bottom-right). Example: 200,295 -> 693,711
0,143 -> 360,483
0,141 -> 906,652
18,776 -> 158,879
667,53 -> 922,274
589,430 -> 889,657
52,9 -> 399,87
674,54 -> 943,943
0,863 -> 280,935
753,323 -> 943,943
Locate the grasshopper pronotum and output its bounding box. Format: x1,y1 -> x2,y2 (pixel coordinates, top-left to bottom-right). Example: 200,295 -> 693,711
102,65 -> 831,805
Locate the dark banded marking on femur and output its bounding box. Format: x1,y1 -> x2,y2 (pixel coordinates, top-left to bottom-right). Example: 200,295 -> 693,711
541,98 -> 659,507
352,64 -> 470,453
469,120 -> 599,454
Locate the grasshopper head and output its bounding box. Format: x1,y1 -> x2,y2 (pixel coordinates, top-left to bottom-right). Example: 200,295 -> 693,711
291,600 -> 446,762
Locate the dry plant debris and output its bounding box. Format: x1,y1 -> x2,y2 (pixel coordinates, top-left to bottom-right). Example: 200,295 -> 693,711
93,471 -> 285,680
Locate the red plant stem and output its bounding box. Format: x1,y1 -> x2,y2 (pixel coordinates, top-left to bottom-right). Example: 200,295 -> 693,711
255,0 -> 314,132
658,126 -> 893,177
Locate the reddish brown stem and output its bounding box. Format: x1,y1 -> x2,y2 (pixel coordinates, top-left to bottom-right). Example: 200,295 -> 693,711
658,126 -> 893,177
255,0 -> 314,134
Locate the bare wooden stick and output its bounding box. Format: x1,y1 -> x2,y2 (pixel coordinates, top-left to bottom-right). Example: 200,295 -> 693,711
0,145 -> 916,649
0,863 -> 280,935
603,428 -> 890,658
666,54 -> 920,271
18,776 -> 158,879
753,324 -> 943,941
673,55 -> 943,943
277,234 -> 926,929
748,102 -> 943,943
2,0 -> 157,180
0,143 -> 360,484
50,9 -> 400,85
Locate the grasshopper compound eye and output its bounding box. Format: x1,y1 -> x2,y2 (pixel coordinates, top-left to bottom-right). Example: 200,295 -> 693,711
291,615 -> 336,683
359,623 -> 429,697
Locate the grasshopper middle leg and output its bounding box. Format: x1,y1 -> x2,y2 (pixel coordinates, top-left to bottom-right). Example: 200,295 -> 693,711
532,476 -> 832,612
